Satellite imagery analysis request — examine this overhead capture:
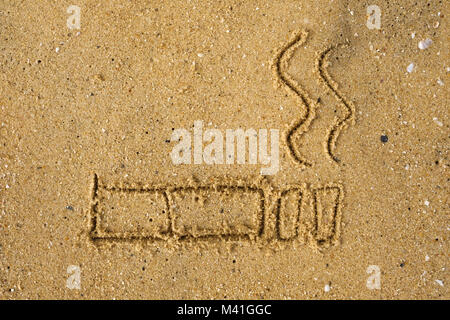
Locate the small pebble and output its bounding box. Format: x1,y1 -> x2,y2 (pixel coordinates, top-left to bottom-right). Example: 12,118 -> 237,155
55,47 -> 60,53
324,284 -> 331,292
407,63 -> 414,73
380,135 -> 388,143
424,200 -> 430,206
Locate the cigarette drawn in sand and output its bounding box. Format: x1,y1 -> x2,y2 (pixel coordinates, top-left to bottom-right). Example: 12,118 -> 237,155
88,174 -> 343,249
87,30 -> 354,250
272,30 -> 355,165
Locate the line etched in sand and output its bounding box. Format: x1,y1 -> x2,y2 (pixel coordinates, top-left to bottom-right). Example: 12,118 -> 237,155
88,174 -> 344,248
272,30 -> 316,168
317,45 -> 356,163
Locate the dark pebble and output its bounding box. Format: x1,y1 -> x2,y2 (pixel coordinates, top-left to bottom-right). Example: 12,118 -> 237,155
380,135 -> 388,143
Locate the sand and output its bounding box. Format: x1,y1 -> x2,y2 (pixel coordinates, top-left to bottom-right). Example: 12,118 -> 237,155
0,0 -> 448,299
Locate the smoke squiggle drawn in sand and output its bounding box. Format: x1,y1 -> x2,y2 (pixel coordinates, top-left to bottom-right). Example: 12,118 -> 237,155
317,45 -> 356,163
272,30 -> 316,167
272,30 -> 355,165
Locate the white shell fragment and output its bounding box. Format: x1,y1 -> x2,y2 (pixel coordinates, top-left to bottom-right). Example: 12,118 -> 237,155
407,63 -> 414,73
433,117 -> 443,127
418,39 -> 432,50
435,280 -> 444,287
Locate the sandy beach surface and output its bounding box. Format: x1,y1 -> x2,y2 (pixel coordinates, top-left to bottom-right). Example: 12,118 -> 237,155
0,0 -> 448,299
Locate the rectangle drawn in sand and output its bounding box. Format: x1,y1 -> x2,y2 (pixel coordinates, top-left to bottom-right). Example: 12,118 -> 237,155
171,187 -> 264,239
96,188 -> 170,238
278,189 -> 302,240
313,187 -> 342,245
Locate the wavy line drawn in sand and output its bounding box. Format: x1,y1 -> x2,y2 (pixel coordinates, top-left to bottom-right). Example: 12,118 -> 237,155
272,30 -> 356,165
317,44 -> 356,163
88,174 -> 343,249
271,30 -> 316,167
